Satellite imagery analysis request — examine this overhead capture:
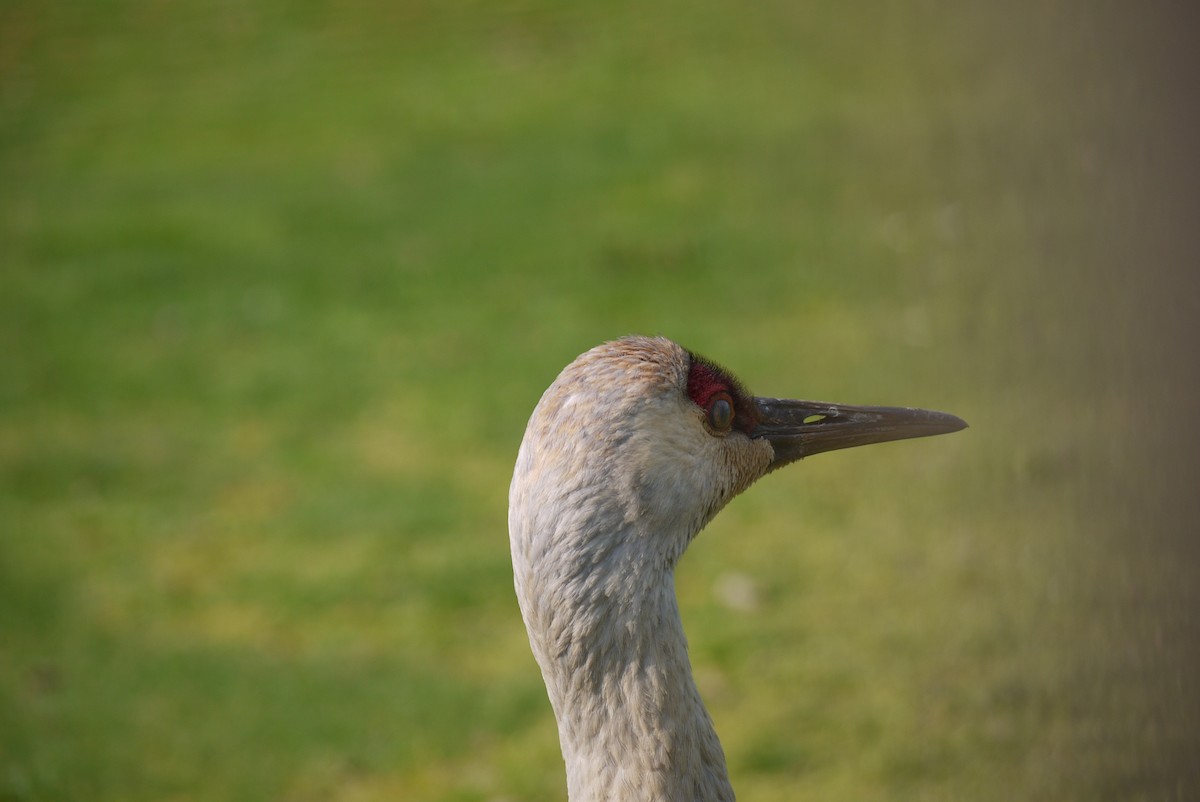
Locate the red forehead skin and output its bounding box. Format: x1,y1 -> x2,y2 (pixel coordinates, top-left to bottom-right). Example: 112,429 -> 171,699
686,360 -> 730,408
685,355 -> 759,433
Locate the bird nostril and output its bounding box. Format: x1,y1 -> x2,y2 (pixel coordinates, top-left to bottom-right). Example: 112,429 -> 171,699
803,414 -> 827,424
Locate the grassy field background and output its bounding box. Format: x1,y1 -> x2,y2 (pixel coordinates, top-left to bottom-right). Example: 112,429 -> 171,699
2,2 -> 1198,800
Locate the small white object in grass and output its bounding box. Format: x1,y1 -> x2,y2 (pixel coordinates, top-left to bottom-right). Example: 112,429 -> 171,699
715,572 -> 760,613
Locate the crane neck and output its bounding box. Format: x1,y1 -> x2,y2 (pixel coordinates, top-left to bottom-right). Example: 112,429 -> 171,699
513,519 -> 735,802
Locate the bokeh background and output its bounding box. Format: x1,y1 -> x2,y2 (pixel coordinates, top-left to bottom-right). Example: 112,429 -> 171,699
3,2 -> 1198,800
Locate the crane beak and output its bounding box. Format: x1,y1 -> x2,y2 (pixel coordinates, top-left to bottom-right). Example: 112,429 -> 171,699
752,397 -> 967,469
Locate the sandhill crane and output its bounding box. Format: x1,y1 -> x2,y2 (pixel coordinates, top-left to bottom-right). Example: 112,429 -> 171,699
509,335 -> 966,802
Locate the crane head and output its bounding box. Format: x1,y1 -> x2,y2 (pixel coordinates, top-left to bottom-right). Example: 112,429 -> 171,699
510,335 -> 966,572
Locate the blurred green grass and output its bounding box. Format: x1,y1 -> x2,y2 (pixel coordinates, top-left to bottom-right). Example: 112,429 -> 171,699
2,2 -> 1198,801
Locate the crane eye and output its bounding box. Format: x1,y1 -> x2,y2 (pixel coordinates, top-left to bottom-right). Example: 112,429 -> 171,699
706,393 -> 735,433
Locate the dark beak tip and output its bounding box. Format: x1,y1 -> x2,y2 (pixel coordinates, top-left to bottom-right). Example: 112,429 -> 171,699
936,412 -> 969,433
